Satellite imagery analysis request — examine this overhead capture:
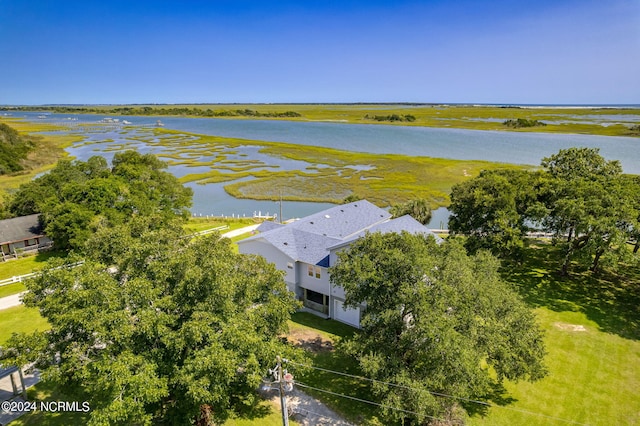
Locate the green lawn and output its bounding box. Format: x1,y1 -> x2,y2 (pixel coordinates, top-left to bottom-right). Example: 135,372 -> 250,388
0,282 -> 26,299
465,243 -> 640,426
284,242 -> 640,426
8,383 -> 294,426
287,313 -> 380,425
0,305 -> 49,345
183,216 -> 258,234
0,250 -> 67,281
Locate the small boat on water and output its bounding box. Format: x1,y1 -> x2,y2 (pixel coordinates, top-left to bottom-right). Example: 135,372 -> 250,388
122,120 -> 132,125
156,120 -> 164,127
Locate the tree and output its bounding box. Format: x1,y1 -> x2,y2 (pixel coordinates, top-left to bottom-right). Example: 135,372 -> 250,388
448,169 -> 547,258
341,193 -> 363,204
1,225 -> 303,425
541,148 -> 634,274
389,197 -> 433,225
330,232 -> 547,424
0,123 -> 36,175
449,148 -> 639,273
9,151 -> 193,252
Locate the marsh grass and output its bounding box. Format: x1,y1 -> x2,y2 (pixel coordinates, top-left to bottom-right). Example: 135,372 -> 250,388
0,119 -> 82,202
133,128 -> 528,208
49,104 -> 640,136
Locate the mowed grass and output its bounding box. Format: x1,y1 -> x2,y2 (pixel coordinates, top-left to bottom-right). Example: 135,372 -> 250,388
287,313 -> 379,425
467,308 -> 640,426
284,243 -> 640,426
0,305 -> 49,345
183,216 -> 258,234
0,250 -> 67,281
467,243 -> 640,425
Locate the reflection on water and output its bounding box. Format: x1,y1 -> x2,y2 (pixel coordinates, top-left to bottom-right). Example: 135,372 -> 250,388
14,111 -> 640,226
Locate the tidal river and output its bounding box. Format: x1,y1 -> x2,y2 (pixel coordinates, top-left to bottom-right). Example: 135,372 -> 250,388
14,112 -> 640,227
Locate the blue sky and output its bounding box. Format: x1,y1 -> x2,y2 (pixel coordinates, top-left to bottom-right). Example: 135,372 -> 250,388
1,0 -> 638,104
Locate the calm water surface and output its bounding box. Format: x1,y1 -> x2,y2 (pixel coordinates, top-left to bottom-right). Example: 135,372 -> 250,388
14,112 -> 640,226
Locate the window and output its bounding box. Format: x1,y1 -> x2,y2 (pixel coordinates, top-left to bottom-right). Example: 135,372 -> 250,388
308,264 -> 314,276
305,289 -> 325,305
315,266 -> 321,279
287,262 -> 293,269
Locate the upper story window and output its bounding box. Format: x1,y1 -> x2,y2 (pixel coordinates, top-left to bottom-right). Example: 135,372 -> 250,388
308,264 -> 322,279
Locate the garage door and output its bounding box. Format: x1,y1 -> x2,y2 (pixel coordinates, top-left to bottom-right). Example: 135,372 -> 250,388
333,299 -> 360,327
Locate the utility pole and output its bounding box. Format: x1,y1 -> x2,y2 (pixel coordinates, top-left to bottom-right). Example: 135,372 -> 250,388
276,356 -> 289,426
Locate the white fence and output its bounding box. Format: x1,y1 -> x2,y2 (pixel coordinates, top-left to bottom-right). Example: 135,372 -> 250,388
0,261 -> 84,288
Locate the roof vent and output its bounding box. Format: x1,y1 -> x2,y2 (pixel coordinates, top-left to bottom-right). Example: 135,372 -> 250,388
354,204 -> 358,207
310,221 -> 314,224
283,242 -> 288,245
324,215 -> 330,218
340,209 -> 344,212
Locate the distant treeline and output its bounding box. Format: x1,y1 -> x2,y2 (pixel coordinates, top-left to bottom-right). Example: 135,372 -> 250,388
364,114 -> 416,122
503,118 -> 547,128
0,123 -> 36,175
8,106 -> 302,118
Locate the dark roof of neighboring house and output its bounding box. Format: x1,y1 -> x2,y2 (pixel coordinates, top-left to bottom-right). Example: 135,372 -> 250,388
240,201 -> 438,266
0,214 -> 44,245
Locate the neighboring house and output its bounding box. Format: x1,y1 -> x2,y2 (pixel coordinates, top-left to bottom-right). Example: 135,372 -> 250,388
0,214 -> 52,260
238,200 -> 440,327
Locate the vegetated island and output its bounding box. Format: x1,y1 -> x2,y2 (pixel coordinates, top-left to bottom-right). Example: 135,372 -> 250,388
5,103 -> 640,136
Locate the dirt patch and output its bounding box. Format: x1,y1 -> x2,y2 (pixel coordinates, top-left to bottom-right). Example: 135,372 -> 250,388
553,322 -> 587,332
287,329 -> 334,353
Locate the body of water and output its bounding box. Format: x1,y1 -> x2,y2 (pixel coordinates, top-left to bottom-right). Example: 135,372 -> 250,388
11,112 -> 640,227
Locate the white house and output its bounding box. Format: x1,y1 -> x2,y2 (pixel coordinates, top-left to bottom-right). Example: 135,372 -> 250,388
237,200 -> 439,327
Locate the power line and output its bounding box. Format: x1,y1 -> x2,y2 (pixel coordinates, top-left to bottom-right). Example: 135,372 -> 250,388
287,360 -> 489,405
295,381 -> 445,423
287,361 -> 590,426
289,406 -> 348,424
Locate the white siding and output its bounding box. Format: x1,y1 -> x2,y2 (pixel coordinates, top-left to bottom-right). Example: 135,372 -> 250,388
299,263 -> 331,296
238,239 -> 297,289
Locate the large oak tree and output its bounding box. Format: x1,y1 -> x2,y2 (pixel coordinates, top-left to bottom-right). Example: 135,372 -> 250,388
9,151 -> 193,252
330,232 -> 547,424
2,223 -> 302,425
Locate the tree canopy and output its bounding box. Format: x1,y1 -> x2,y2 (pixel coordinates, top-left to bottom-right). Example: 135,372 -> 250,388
0,122 -> 36,175
449,147 -> 639,274
1,224 -> 302,425
389,197 -> 433,225
9,151 -> 193,252
330,232 -> 546,424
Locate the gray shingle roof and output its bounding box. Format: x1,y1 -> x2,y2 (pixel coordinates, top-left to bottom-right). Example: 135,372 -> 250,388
0,214 -> 44,245
256,221 -> 285,232
251,227 -> 342,265
240,200 -> 394,265
327,214 -> 442,250
287,200 -> 391,239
